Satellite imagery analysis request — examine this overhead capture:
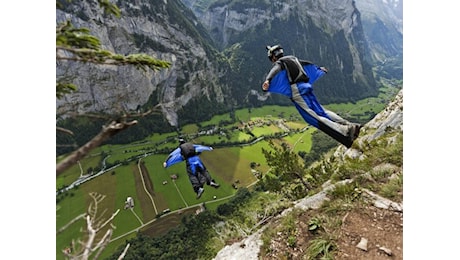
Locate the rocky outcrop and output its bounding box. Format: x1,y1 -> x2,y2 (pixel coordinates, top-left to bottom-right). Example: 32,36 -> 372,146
361,88 -> 403,141
214,88 -> 403,259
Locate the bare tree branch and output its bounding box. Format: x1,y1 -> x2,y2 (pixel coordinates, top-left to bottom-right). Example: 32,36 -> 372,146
82,214 -> 97,260
95,209 -> 120,233
60,192 -> 125,260
117,243 -> 130,260
57,126 -> 74,135
56,120 -> 137,175
57,213 -> 86,234
56,103 -> 164,175
92,228 -> 113,259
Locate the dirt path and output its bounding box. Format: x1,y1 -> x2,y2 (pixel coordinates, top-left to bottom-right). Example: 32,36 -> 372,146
137,160 -> 158,215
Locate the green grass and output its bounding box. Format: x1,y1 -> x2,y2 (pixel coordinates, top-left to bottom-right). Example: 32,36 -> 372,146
204,144 -> 266,185
307,237 -> 336,260
56,164 -> 147,260
146,132 -> 177,142
112,165 -> 145,224
182,124 -> 200,134
282,128 -> 315,153
56,154 -> 102,190
285,121 -> 308,129
56,188 -> 87,257
324,85 -> 399,123
251,124 -> 281,137
235,105 -> 301,121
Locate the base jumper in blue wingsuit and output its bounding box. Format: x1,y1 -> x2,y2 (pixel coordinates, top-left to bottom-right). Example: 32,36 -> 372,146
163,138 -> 220,199
262,45 -> 362,148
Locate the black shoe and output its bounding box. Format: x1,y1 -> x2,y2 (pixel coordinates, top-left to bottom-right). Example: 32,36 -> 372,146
352,124 -> 362,140
345,124 -> 361,148
210,181 -> 220,188
196,187 -> 204,199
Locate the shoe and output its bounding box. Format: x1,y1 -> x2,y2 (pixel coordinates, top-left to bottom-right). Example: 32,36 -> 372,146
352,124 -> 362,140
210,181 -> 220,188
345,124 -> 361,148
196,187 -> 204,199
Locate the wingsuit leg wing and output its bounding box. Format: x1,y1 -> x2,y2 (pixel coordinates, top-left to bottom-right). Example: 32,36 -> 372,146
267,63 -> 356,148
291,90 -> 354,148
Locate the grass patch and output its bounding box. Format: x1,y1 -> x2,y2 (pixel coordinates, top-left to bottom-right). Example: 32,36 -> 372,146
380,173 -> 403,199
56,154 -> 102,189
306,237 -> 336,260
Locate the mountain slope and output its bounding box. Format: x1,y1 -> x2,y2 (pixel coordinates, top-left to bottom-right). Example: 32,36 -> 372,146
354,0 -> 403,80
355,0 -> 402,56
215,89 -> 403,259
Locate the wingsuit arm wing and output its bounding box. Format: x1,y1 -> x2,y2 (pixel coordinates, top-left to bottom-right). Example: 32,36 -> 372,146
194,144 -> 213,153
265,62 -> 327,97
163,147 -> 183,168
163,145 -> 213,168
302,63 -> 327,85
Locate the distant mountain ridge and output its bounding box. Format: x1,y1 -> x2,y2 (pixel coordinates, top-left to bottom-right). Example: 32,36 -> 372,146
184,0 -> 402,79
353,0 -> 403,79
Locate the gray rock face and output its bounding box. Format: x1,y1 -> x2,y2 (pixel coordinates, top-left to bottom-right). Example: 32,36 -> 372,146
213,228 -> 265,260
56,1 -> 225,126
199,0 -> 360,44
354,0 -> 403,64
362,89 -> 403,141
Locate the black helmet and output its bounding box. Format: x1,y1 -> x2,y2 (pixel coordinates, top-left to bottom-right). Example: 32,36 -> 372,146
266,45 -> 284,61
179,138 -> 186,144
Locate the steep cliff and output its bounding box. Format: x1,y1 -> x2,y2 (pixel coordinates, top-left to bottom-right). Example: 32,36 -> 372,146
354,0 -> 403,79
56,0 -> 229,127
355,0 -> 402,59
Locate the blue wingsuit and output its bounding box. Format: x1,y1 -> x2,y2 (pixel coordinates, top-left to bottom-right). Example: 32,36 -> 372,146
163,144 -> 215,193
264,56 -> 358,148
